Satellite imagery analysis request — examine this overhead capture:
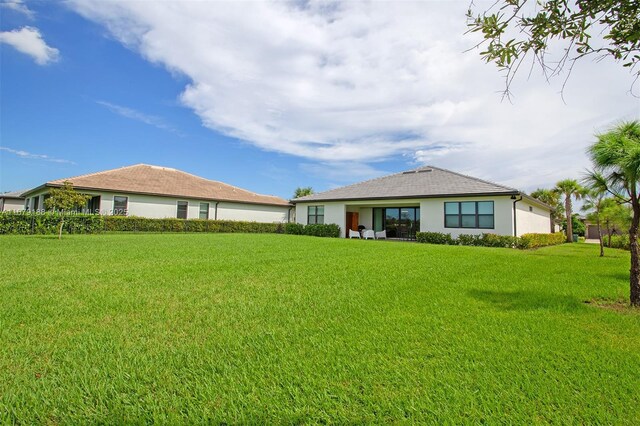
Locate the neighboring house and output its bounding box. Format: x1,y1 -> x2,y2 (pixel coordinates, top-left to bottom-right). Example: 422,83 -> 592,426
293,166 -> 552,239
21,164 -> 292,222
0,190 -> 26,212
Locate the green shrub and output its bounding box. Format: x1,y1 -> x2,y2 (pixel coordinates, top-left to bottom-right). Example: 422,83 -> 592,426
609,234 -> 630,250
283,222 -> 305,235
102,216 -> 279,234
518,232 -> 565,249
480,233 -> 519,248
0,212 -> 104,235
458,234 -> 482,246
303,223 -> 341,238
416,232 -> 455,245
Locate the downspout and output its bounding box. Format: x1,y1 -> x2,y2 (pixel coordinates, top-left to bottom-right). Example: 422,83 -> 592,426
214,201 -> 220,220
512,194 -> 523,237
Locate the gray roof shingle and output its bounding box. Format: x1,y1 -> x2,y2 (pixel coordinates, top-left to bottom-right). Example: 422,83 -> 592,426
293,165 -> 519,202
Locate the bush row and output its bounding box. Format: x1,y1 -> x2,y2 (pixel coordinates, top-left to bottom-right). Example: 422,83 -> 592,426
0,211 -> 342,237
415,231 -> 566,249
103,216 -> 279,234
0,211 -> 104,235
283,222 -> 340,238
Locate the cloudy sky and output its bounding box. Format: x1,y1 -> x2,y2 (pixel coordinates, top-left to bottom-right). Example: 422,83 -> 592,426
1,0 -> 638,198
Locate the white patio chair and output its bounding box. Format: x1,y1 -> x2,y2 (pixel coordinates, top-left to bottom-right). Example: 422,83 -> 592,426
362,230 -> 375,240
349,229 -> 361,239
375,230 -> 387,240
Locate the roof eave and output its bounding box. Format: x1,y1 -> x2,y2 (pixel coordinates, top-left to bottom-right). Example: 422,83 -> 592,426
292,191 -> 520,203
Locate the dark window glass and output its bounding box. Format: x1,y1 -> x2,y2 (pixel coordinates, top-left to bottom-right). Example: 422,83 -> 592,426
478,215 -> 494,228
177,201 -> 188,219
199,202 -> 209,220
444,201 -> 494,229
308,205 -> 324,224
113,196 -> 128,216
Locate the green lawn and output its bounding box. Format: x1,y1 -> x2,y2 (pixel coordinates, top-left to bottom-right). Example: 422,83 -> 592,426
1,234 -> 639,424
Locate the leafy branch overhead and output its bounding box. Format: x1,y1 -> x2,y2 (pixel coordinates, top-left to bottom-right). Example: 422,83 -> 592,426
466,0 -> 640,96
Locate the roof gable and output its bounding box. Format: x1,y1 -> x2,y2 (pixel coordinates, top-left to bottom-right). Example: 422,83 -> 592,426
34,164 -> 290,206
294,166 -> 518,202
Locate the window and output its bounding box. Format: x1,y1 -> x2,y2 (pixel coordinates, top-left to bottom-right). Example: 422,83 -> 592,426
113,196 -> 128,216
199,202 -> 209,220
25,198 -> 30,211
444,201 -> 494,229
177,201 -> 188,219
33,197 -> 39,212
307,205 -> 324,224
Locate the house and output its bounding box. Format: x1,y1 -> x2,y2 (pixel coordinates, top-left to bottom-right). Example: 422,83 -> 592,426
21,164 -> 292,222
292,166 -> 552,239
0,190 -> 26,212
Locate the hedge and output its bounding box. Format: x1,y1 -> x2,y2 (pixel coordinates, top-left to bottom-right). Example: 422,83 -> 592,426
518,232 -> 566,249
415,231 -> 566,249
0,211 -> 342,238
0,211 -> 104,235
103,216 -> 279,234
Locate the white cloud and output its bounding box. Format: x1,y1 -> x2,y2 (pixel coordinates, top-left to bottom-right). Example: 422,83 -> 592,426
0,26 -> 59,65
0,146 -> 75,164
1,0 -> 35,19
96,100 -> 183,136
68,0 -> 640,191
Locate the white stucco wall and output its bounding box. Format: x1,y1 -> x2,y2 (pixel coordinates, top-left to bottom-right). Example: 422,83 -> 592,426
295,195 -> 551,238
22,188 -> 290,222
296,202 -> 346,233
1,198 -> 25,211
217,202 -> 290,222
514,199 -> 552,236
419,196 -> 515,238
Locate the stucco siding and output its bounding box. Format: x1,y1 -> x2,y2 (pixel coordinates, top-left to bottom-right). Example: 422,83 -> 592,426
216,202 -> 289,222
515,200 -> 551,236
296,196 -> 527,238
296,202 -> 346,233
419,196 -> 515,238
22,188 -> 290,222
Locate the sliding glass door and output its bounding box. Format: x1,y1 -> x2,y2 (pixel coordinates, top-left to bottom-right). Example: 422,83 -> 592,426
373,207 -> 420,239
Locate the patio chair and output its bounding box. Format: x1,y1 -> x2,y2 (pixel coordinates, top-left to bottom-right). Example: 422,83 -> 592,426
375,230 -> 387,240
362,230 -> 375,240
349,229 -> 361,239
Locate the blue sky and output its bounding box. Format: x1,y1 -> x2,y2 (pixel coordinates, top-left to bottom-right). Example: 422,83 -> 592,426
1,0 -> 639,199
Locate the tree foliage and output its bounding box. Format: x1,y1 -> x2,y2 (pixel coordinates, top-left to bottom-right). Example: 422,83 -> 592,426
588,120 -> 640,306
467,0 -> 640,96
43,181 -> 91,239
293,187 -> 314,199
530,187 -> 564,231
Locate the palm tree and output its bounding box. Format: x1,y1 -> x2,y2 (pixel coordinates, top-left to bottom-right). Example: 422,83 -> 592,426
530,188 -> 563,233
293,187 -> 314,199
588,120 -> 640,306
555,179 -> 583,243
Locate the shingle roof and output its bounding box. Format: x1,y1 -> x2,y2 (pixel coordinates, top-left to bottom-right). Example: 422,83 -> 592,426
0,190 -> 27,199
29,164 -> 290,206
293,165 -> 519,202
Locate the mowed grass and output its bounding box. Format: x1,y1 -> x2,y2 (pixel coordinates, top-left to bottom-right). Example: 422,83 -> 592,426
1,234 -> 639,424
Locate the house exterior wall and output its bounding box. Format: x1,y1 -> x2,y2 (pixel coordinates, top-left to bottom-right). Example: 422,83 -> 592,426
23,188 -> 290,222
216,202 -> 289,222
295,195 -> 552,238
0,198 -> 25,211
419,195 -> 514,238
295,202 -> 346,232
514,199 -> 552,236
